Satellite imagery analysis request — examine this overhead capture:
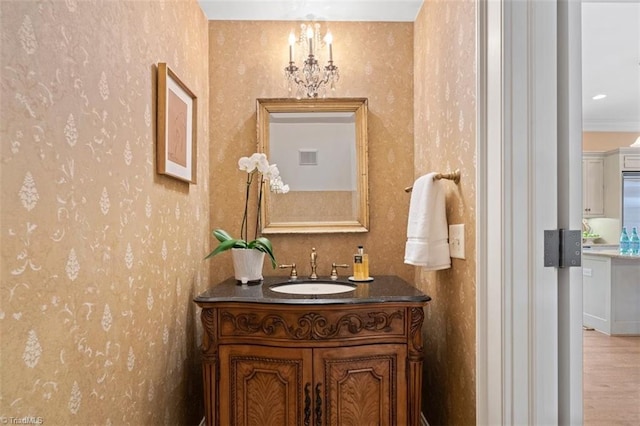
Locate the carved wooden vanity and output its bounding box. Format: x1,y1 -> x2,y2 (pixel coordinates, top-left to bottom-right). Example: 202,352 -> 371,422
194,276 -> 430,426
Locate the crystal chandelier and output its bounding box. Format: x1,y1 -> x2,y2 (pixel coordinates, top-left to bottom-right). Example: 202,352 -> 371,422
284,23 -> 340,98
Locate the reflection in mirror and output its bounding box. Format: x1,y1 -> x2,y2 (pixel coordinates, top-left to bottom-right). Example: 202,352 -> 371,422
257,98 -> 369,233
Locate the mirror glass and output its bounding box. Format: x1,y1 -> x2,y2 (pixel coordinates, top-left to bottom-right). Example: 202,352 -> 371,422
257,98 -> 369,233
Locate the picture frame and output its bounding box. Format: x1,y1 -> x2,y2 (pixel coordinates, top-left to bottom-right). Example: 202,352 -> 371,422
157,62 -> 197,183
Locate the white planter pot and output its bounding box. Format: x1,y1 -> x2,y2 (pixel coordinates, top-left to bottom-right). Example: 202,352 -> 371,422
231,248 -> 265,284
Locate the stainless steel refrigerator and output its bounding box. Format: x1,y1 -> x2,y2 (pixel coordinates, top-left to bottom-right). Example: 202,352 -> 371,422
622,171 -> 640,232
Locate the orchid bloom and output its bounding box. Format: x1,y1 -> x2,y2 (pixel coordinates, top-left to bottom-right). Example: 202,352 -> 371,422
238,153 -> 269,174
239,154 -> 289,194
270,176 -> 290,194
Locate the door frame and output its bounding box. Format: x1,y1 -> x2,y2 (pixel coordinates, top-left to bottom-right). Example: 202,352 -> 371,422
556,1 -> 584,423
476,0 -> 583,424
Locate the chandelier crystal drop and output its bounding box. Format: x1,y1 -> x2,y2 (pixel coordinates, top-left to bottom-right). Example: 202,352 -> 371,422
284,22 -> 340,98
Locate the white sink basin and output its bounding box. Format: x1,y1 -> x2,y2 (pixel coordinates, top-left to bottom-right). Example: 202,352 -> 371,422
270,281 -> 356,295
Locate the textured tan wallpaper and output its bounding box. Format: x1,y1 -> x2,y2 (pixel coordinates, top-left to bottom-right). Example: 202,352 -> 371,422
207,21 -> 415,285
0,1 -> 210,424
414,1 -> 477,424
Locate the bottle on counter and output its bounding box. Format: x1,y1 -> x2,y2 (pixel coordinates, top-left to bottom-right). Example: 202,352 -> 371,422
353,245 -> 369,280
353,247 -> 363,280
361,247 -> 369,279
630,227 -> 640,256
619,227 -> 631,255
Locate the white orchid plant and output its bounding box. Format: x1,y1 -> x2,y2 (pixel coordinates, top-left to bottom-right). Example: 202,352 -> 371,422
205,153 -> 289,268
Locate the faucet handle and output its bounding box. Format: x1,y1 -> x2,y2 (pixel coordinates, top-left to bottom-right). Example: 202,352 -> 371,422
330,263 -> 349,280
279,263 -> 298,280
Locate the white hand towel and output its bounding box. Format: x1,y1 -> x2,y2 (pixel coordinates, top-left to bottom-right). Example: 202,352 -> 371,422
404,173 -> 451,270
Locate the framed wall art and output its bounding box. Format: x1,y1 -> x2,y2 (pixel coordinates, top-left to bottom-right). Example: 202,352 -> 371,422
157,62 -> 197,183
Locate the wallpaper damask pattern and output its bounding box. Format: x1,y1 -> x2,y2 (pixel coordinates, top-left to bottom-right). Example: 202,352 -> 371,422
414,1 -> 477,425
0,1 -> 209,424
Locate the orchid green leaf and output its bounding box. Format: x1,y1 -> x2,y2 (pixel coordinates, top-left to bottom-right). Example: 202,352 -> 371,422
249,237 -> 277,268
213,229 -> 234,243
204,237 -> 246,260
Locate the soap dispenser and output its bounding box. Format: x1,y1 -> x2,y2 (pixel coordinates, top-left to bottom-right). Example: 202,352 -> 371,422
353,246 -> 369,280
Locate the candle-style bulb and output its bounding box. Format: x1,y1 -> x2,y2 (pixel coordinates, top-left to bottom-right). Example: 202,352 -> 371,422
307,27 -> 314,55
288,32 -> 295,62
325,31 -> 333,61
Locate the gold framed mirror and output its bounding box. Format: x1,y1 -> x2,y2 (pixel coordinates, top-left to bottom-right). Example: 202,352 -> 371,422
257,98 -> 369,234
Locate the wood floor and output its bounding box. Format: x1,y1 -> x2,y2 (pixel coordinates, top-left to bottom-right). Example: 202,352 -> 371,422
583,329 -> 640,425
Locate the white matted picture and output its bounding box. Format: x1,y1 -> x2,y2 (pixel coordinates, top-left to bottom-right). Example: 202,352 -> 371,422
157,62 -> 197,183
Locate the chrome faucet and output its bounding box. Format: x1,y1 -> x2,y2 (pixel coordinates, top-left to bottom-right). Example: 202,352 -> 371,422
310,247 -> 318,280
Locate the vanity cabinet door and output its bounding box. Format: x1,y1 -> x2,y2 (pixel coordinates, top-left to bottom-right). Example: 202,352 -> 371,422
314,344 -> 407,426
219,344 -> 313,426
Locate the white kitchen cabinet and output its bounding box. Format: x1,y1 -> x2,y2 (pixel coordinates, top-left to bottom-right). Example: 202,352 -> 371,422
622,152 -> 640,170
583,251 -> 640,335
582,154 -> 604,217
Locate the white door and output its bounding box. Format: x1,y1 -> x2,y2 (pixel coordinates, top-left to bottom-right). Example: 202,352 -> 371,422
477,1 -> 583,424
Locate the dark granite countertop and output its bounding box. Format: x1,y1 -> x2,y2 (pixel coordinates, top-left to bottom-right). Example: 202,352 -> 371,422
194,275 -> 431,305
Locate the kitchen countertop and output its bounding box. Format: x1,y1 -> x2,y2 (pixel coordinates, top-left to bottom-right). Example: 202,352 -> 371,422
582,249 -> 640,260
582,243 -> 618,249
194,275 -> 431,305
